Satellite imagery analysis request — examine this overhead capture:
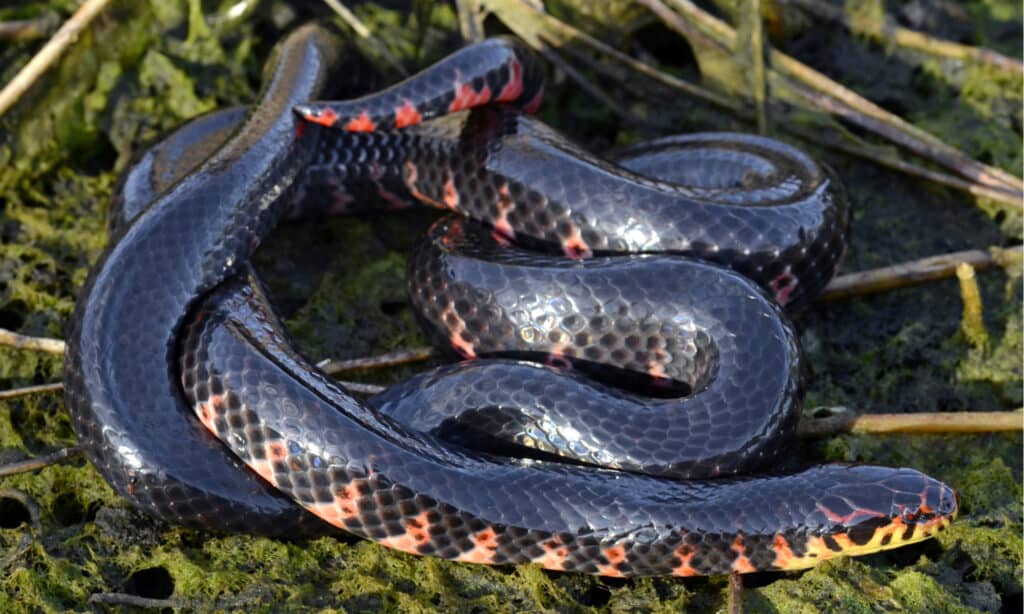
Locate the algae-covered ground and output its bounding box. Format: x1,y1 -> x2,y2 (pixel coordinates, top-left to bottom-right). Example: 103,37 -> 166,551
0,1 -> 1021,612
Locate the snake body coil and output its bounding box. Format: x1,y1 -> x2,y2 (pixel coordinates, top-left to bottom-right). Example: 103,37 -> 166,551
65,25 -> 956,576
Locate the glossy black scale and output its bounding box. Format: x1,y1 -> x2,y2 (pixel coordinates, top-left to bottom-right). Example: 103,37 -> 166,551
64,25 -> 957,576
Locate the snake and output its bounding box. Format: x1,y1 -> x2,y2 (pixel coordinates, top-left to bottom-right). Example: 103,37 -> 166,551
64,24 -> 957,577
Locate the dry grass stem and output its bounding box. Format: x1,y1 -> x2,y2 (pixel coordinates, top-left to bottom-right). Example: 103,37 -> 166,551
0,329 -> 65,354
799,411 -> 1022,437
821,246 -> 1020,300
0,382 -> 64,400
0,446 -> 82,478
337,380 -> 387,395
0,0 -> 113,117
320,347 -> 435,374
87,594 -> 178,609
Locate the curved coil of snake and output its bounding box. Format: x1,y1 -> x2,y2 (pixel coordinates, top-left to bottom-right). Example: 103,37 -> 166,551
64,25 -> 956,577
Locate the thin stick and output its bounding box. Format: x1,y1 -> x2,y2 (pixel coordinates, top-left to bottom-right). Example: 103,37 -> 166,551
811,134 -> 1022,206
728,572 -> 743,614
798,411 -> 1022,437
820,246 -> 1020,301
0,329 -> 65,354
88,593 -> 178,609
321,0 -> 409,77
0,371 -> 385,400
319,347 -> 435,374
0,382 -> 64,400
2,241 -> 1006,373
0,0 -> 113,118
783,79 -> 1024,195
0,446 -> 82,478
338,380 -> 386,395
0,388 -> 1014,447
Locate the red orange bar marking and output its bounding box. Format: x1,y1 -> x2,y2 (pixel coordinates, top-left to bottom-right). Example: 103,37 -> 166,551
394,100 -> 423,128
345,111 -> 377,132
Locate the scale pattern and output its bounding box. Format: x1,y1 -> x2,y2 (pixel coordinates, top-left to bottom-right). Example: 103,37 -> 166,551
300,109 -> 849,308
63,25 -> 959,575
63,25 -> 343,535
384,217 -> 801,479
181,274 -> 956,577
295,37 -> 544,131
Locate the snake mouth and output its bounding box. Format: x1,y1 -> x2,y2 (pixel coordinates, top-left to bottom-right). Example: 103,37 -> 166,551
763,469 -> 958,572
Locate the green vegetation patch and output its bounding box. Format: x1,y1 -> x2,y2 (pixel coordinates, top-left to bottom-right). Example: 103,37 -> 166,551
0,1 -> 1020,611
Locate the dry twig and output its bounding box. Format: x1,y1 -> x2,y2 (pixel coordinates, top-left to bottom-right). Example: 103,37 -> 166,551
337,380 -> 386,395
728,572 -> 743,614
0,446 -> 82,478
798,410 -> 1022,437
1,243 -> 1017,393
0,382 -> 64,400
821,246 -> 1021,301
88,593 -> 178,609
806,134 -> 1022,206
0,0 -> 113,117
319,347 -> 435,374
0,329 -> 64,354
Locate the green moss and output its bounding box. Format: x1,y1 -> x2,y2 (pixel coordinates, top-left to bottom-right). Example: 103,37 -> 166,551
844,0 -> 887,40
888,568 -> 979,614
753,559 -> 907,613
0,1 -> 1021,612
263,220 -> 425,363
964,0 -> 1024,53
958,274 -> 1024,403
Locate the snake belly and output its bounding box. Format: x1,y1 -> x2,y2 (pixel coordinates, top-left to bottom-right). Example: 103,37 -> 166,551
67,25 -> 957,576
